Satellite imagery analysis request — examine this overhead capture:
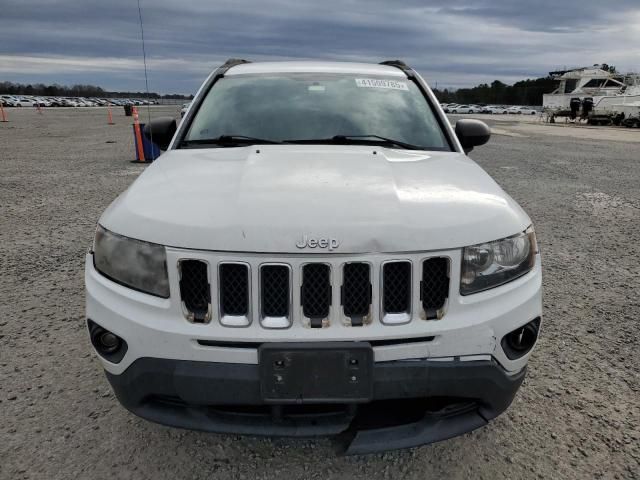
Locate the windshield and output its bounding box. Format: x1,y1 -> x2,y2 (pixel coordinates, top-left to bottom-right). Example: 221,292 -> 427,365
183,73 -> 451,150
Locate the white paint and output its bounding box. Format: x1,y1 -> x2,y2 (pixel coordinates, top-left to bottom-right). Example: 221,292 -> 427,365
87,61 -> 542,382
100,146 -> 530,254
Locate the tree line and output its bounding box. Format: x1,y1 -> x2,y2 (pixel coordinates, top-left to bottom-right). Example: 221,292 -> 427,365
432,77 -> 557,106
2,64 -> 617,105
3,77 -> 553,104
433,65 -> 618,106
0,81 -> 192,99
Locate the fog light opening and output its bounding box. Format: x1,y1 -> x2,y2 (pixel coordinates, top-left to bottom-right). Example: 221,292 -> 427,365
506,324 -> 536,352
98,331 -> 120,353
87,319 -> 128,363
501,317 -> 540,360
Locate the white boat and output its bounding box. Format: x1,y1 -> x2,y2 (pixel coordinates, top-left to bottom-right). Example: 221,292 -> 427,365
543,65 -> 640,114
612,101 -> 640,118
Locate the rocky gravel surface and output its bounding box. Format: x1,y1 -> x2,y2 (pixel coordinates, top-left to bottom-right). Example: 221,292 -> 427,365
1,107 -> 638,479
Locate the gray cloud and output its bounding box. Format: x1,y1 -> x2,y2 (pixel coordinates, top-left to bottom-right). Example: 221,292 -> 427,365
1,0 -> 639,93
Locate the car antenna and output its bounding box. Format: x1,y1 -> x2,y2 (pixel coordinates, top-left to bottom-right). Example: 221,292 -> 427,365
137,0 -> 154,154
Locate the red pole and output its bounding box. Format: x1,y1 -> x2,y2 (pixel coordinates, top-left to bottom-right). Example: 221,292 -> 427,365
132,106 -> 146,162
0,101 -> 7,122
107,103 -> 114,125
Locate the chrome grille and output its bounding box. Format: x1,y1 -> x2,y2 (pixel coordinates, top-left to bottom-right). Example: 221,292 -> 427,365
219,263 -> 250,316
260,265 -> 290,318
177,254 -> 451,327
301,264 -> 331,326
178,260 -> 211,323
382,261 -> 411,314
341,263 -> 371,325
421,258 -> 450,319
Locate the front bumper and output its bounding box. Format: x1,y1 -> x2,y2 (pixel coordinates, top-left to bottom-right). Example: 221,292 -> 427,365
85,250 -> 543,375
87,247 -> 541,453
106,356 -> 525,455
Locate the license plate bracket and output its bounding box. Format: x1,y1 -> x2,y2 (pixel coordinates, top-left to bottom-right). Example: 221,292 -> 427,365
259,342 -> 373,403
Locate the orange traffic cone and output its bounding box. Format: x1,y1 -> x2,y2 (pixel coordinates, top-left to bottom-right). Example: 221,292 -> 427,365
107,104 -> 114,125
0,102 -> 7,122
36,103 -> 43,114
132,106 -> 146,163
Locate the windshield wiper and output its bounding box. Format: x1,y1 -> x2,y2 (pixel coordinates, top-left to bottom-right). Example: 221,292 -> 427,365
180,135 -> 283,147
333,135 -> 424,150
286,135 -> 424,150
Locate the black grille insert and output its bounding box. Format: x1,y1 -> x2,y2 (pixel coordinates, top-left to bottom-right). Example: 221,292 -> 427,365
341,263 -> 371,324
179,260 -> 210,323
301,264 -> 331,323
382,261 -> 411,314
261,265 -> 290,318
421,258 -> 450,319
219,263 -> 249,316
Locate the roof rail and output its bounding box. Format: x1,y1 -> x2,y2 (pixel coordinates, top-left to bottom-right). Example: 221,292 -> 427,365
380,60 -> 408,68
379,60 -> 414,78
222,58 -> 251,68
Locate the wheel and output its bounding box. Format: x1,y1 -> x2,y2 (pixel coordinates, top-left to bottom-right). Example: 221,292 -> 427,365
469,110 -> 474,114
451,110 -> 457,114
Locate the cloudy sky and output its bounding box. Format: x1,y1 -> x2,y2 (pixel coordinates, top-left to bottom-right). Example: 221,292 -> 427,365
2,0 -> 639,94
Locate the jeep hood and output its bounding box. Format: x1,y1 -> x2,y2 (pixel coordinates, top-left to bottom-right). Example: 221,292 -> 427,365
100,145 -> 531,253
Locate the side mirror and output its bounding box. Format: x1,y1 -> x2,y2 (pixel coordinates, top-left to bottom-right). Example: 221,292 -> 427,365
455,119 -> 491,153
143,117 -> 177,151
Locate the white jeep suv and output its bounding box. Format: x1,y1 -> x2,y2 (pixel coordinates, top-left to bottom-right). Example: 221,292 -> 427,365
85,59 -> 542,454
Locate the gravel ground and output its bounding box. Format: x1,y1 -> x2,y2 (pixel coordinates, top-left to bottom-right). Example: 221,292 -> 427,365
1,107 -> 638,480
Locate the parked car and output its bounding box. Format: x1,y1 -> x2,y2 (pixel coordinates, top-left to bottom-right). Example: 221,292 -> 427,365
486,106 -> 509,114
12,97 -> 37,107
32,97 -> 51,107
449,104 -> 476,114
87,59 -> 542,455
63,98 -> 80,107
1,95 -> 17,107
45,98 -> 63,107
517,107 -> 538,115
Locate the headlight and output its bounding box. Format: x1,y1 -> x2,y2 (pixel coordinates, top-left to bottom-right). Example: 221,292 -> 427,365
460,226 -> 537,295
93,225 -> 170,298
